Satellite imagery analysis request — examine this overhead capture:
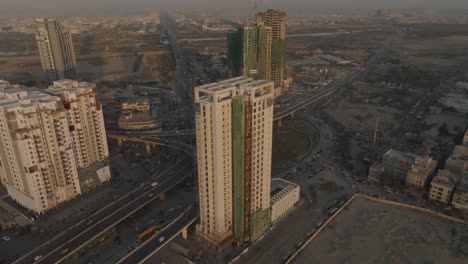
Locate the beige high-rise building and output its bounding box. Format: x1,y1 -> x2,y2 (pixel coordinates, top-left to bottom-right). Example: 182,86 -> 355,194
194,76 -> 274,245
35,18 -> 77,82
46,80 -> 109,169
0,82 -> 81,214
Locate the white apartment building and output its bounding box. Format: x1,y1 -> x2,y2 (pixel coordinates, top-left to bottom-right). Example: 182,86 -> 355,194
0,83 -> 81,213
46,80 -> 109,169
194,76 -> 274,245
270,179 -> 300,224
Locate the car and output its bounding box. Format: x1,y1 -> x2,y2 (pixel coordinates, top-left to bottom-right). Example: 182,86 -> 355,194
158,237 -> 165,243
148,193 -> 154,198
1,236 -> 10,241
34,255 -> 43,261
151,181 -> 158,187
60,248 -> 69,255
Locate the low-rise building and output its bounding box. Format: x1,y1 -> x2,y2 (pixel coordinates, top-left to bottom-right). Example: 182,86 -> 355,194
368,161 -> 385,184
122,98 -> 150,112
429,170 -> 457,204
369,149 -> 416,185
463,130 -> 468,145
452,175 -> 468,211
270,179 -> 300,224
383,149 -> 415,185
406,156 -> 437,189
118,111 -> 160,130
455,81 -> 468,90
118,97 -> 160,131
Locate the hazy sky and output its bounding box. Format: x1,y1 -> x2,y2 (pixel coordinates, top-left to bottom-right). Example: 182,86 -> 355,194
2,0 -> 468,16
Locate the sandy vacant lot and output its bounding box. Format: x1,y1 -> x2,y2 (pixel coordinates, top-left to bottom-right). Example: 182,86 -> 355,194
296,197 -> 468,264
0,51 -> 173,83
325,83 -> 417,132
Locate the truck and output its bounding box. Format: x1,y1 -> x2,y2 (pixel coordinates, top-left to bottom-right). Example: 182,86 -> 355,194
138,226 -> 157,240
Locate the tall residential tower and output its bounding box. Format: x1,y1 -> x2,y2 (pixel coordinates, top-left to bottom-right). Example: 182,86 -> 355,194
46,80 -> 111,191
0,80 -> 110,214
256,9 -> 286,89
46,80 -> 109,169
227,10 -> 285,96
0,82 -> 81,213
195,77 -> 274,245
35,18 -> 77,82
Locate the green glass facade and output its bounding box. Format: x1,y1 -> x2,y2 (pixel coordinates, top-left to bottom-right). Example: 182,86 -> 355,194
232,96 -> 245,244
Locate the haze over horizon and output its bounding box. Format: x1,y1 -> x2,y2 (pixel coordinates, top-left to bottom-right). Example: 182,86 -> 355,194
2,0 -> 468,17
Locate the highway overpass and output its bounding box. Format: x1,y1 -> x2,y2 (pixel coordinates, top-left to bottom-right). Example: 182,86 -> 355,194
13,138 -> 195,264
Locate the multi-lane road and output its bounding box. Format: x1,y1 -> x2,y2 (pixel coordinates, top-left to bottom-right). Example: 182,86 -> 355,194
117,206 -> 198,264
161,12 -> 195,128
12,149 -> 193,264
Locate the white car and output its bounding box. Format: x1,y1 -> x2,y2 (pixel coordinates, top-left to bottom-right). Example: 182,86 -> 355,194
34,255 -> 43,261
158,237 -> 165,243
2,236 -> 10,241
151,182 -> 158,187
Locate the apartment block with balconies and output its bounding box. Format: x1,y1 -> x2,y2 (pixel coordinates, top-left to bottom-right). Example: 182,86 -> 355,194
194,77 -> 275,246
46,80 -> 110,190
0,83 -> 81,214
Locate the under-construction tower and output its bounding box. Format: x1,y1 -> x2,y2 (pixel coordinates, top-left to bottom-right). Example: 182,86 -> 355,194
227,8 -> 286,93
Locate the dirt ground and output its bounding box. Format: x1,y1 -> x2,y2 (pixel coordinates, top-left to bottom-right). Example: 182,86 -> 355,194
296,197 -> 468,264
272,125 -> 310,162
0,51 -> 174,84
272,119 -> 320,174
325,82 -> 418,132
400,27 -> 468,71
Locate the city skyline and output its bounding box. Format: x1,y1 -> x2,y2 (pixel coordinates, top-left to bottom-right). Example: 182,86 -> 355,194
1,0 -> 468,16
0,4 -> 468,264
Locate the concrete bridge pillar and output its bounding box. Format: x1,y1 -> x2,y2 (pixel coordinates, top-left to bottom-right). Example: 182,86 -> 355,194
145,143 -> 151,154
182,227 -> 188,239
278,119 -> 282,127
118,138 -> 123,147
291,112 -> 295,118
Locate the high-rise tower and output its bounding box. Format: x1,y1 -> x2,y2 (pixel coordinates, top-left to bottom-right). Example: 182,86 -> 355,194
46,80 -> 109,169
194,76 -> 274,245
256,9 -> 286,89
35,18 -> 77,82
227,10 -> 285,96
0,82 -> 81,214
0,80 -> 110,214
